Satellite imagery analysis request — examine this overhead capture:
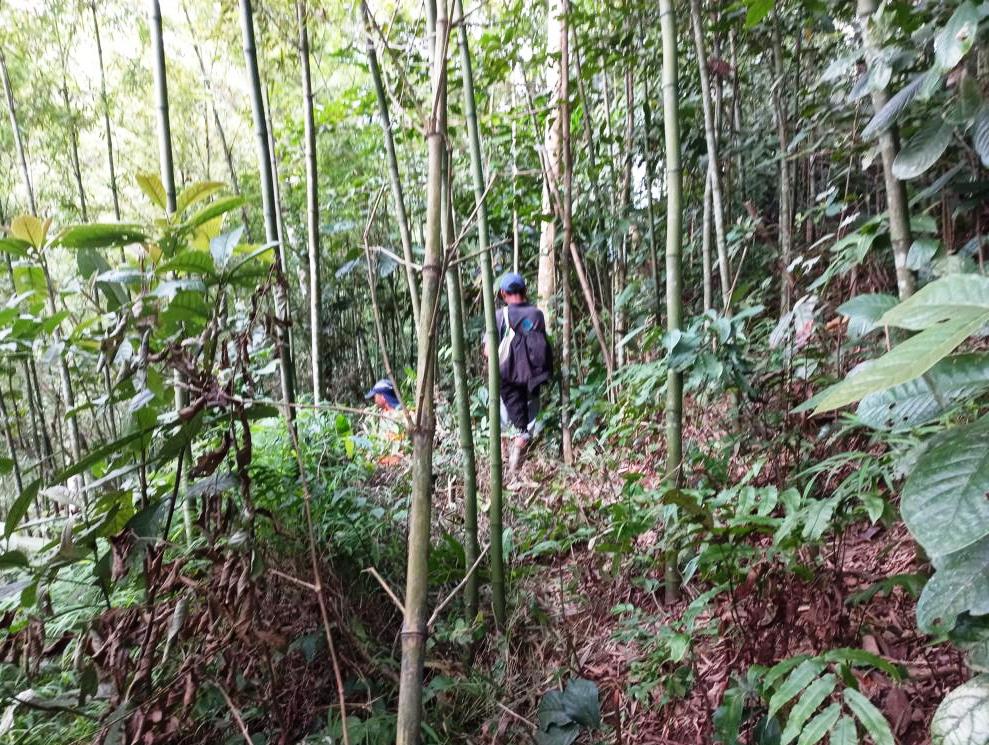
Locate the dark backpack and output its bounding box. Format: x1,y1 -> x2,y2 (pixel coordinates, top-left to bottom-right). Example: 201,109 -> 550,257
499,307 -> 554,391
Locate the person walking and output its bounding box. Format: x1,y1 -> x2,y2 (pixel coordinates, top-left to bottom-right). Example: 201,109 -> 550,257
493,272 -> 553,475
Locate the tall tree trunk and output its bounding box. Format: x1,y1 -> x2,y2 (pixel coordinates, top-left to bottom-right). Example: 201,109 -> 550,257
642,74 -> 663,324
536,0 -> 564,329
690,0 -> 731,310
559,0 -> 574,464
239,0 -> 297,417
771,11 -> 793,314
360,0 -> 422,336
455,0 -> 501,623
59,73 -> 88,222
298,0 -> 323,402
857,0 -> 914,299
701,169 -> 713,313
90,1 -> 120,220
1,48 -> 36,214
395,1 -> 447,739
660,0 -> 684,605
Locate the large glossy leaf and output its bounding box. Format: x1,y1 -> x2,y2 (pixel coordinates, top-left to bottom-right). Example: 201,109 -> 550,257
55,224 -> 147,250
745,0 -> 774,27
0,238 -> 31,257
902,416 -> 989,556
837,293 -> 897,337
768,659 -> 826,719
856,353 -> 989,430
136,173 -> 167,211
842,689 -> 893,745
156,250 -> 215,277
807,312 -> 989,414
934,1 -> 980,72
881,274 -> 989,329
861,74 -> 925,140
930,675 -> 989,745
828,716 -> 857,745
10,216 -> 50,248
176,181 -> 224,214
917,535 -> 989,633
184,196 -> 245,231
892,119 -> 953,180
780,675 -> 837,745
561,678 -> 600,728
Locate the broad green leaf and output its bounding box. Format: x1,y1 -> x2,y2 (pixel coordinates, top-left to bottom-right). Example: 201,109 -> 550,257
0,457 -> 11,475
892,119 -> 953,180
902,416 -> 989,556
829,716 -> 858,745
768,659 -> 826,719
10,215 -> 50,248
796,702 -> 841,745
906,238 -> 939,271
4,479 -> 40,538
561,678 -> 600,728
156,410 -> 205,464
55,429 -> 150,485
163,290 -> 211,326
210,226 -> 244,272
930,675 -> 989,745
974,106 -> 989,167
862,74 -> 925,140
136,172 -> 168,211
917,535 -> 989,633
881,274 -> 989,330
176,181 -> 224,214
0,550 -> 29,569
856,353 -> 989,430
184,195 -> 244,231
837,293 -> 897,337
55,224 -> 147,250
764,656 -> 813,689
807,312 -> 989,413
537,690 -> 573,731
843,689 -> 894,745
713,687 -> 745,745
780,675 -> 837,745
756,716 -> 782,745
934,1 -> 980,72
745,0 -> 774,27
156,250 -> 215,277
0,238 -> 30,257
534,722 -> 580,745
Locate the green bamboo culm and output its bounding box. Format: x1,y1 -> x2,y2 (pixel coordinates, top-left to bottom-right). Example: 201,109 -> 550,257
395,0 -> 447,739
148,0 -> 176,214
238,0 -> 297,418
455,0 -> 504,625
659,0 -> 684,606
360,0 -> 422,338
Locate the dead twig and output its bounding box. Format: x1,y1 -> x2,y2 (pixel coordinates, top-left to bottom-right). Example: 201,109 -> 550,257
363,566 -> 405,614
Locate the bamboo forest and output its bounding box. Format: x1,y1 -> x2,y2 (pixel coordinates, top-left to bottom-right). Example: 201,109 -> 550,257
2,0 -> 989,742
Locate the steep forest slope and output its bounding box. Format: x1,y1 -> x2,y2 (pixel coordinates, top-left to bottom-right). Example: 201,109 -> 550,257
0,0 -> 988,744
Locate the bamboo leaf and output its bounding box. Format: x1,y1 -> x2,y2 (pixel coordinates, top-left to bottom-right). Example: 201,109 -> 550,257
843,689 -> 894,745
892,119 -> 953,180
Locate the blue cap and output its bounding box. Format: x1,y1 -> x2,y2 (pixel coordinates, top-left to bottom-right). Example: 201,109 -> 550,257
499,272 -> 526,294
365,378 -> 400,408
